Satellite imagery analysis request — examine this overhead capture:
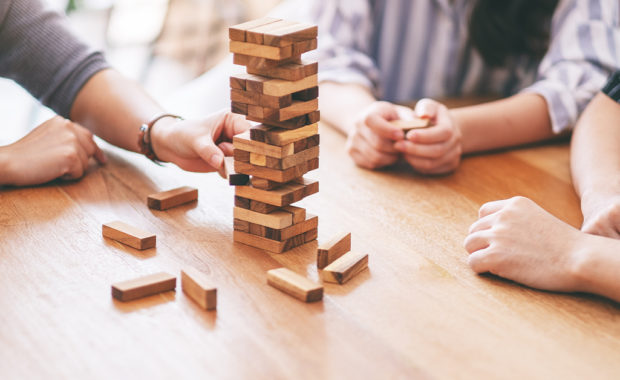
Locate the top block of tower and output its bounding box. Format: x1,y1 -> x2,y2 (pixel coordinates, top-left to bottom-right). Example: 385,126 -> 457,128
230,18 -> 318,47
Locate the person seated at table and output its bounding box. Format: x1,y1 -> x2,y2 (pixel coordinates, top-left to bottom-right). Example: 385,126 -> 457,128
0,0 -> 249,187
313,0 -> 620,174
463,71 -> 620,303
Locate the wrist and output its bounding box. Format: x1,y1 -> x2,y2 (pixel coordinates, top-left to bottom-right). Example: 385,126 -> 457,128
150,116 -> 179,163
0,146 -> 14,186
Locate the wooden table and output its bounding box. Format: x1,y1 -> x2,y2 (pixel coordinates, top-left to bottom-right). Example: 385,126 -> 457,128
2,123 -> 619,380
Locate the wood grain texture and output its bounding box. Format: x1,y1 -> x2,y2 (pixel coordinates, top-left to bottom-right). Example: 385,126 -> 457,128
245,20 -> 297,45
250,123 -> 318,146
223,157 -> 249,186
247,60 -> 318,81
265,146 -> 320,170
233,53 -> 301,69
230,88 -> 293,109
233,229 -> 312,253
234,158 -> 318,183
247,99 -> 319,122
322,252 -> 369,284
234,214 -> 318,241
267,268 -> 323,302
246,110 -> 320,130
229,17 -> 280,42
235,177 -> 318,206
102,221 -> 156,250
233,207 -> 293,229
147,186 -> 198,210
233,132 -> 294,158
111,272 -> 176,301
246,74 -> 318,97
390,118 -> 431,132
317,232 -> 351,269
263,23 -> 318,47
229,40 -> 293,60
181,267 -> 217,310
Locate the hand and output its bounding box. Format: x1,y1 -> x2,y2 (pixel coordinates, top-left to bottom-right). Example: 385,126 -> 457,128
0,116 -> 106,186
150,110 -> 250,172
394,99 -> 462,174
579,187 -> 620,239
464,196 -> 583,292
345,101 -> 407,169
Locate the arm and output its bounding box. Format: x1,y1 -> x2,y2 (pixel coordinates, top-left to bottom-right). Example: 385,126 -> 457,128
319,82 -> 376,135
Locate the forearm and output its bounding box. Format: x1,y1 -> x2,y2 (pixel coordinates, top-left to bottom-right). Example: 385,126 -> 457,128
574,234 -> 620,303
452,93 -> 555,154
69,69 -> 164,153
318,81 -> 376,134
570,93 -> 620,198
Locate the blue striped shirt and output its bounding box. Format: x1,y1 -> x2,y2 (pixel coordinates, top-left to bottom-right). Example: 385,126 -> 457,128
309,0 -> 620,133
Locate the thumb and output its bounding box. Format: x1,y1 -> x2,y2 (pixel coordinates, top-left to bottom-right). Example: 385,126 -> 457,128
415,98 -> 441,120
194,135 -> 224,170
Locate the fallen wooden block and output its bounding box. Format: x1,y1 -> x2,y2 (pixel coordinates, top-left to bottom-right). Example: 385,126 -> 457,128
229,17 -> 280,42
317,232 -> 351,269
246,110 -> 320,130
322,251 -> 368,284
102,221 -> 156,250
250,123 -> 318,146
181,267 -> 217,310
111,272 -> 176,301
234,157 -> 319,183
235,177 -> 318,206
147,186 -> 198,210
223,157 -> 250,186
247,60 -> 318,81
267,268 -> 323,302
390,118 -> 431,132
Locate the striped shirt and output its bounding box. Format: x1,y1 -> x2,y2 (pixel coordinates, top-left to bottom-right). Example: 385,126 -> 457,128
309,0 -> 620,133
602,71 -> 620,102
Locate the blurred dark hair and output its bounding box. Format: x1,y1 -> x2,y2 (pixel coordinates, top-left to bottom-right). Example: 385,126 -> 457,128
469,0 -> 559,66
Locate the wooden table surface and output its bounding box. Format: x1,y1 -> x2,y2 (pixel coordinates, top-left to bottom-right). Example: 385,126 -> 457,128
2,122 -> 620,380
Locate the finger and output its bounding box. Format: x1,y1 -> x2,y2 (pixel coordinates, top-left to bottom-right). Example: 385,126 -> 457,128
467,248 -> 494,274
414,98 -> 440,120
394,138 -> 455,159
70,123 -> 107,164
364,113 -> 404,141
479,200 -> 509,218
348,141 -> 398,170
463,230 -> 491,254
220,111 -> 250,141
360,124 -> 400,154
403,150 -> 460,174
63,150 -> 86,180
582,220 -> 620,239
406,123 -> 453,144
218,142 -> 234,156
194,134 -> 224,170
468,213 -> 497,234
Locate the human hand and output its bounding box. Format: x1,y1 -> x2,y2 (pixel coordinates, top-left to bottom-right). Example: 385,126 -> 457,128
345,101 -> 409,169
150,110 -> 250,172
0,116 -> 106,186
464,196 -> 583,292
394,98 -> 462,174
579,187 -> 620,239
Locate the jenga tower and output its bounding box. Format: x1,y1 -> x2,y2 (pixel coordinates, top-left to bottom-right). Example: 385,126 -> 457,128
228,18 -> 320,253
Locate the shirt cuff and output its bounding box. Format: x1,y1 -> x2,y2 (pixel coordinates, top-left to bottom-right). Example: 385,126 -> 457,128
521,80 -> 578,134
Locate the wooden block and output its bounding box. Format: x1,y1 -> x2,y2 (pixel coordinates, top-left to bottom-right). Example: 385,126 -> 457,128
111,272 -> 175,302
235,178 -> 318,206
247,110 -> 320,130
224,157 -> 250,186
233,132 -> 294,158
229,17 -> 280,41
245,19 -> 297,44
293,134 -> 320,153
266,145 -> 320,170
246,74 -> 317,97
230,88 -> 292,109
264,214 -> 318,241
231,101 -> 248,115
147,186 -> 198,210
247,60 -> 318,81
322,252 -> 369,285
247,99 -> 319,122
181,267 -> 217,310
233,53 -> 301,69
233,149 -> 250,163
234,218 -> 251,233
304,227 -> 318,243
282,205 -> 306,224
292,86 -> 319,102
102,221 -> 156,250
249,223 -> 268,237
267,268 -> 323,302
233,230 -> 308,253
291,38 -> 317,56
250,177 -> 282,190
317,232 -> 351,269
233,207 -> 293,229
251,123 -> 318,146
229,40 -> 293,60
263,23 -> 318,47
390,118 -> 431,132
250,152 -> 267,166
234,195 -> 251,209
250,200 -> 279,214
235,157 -> 318,183
230,75 -> 246,90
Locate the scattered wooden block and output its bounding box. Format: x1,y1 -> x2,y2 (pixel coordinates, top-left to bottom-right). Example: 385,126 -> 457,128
247,99 -> 319,122
233,206 -> 293,229
223,157 -> 250,186
230,88 -> 292,109
234,229 -> 312,253
317,232 -> 351,269
229,17 -> 280,42
147,186 -> 198,210
266,145 -> 320,170
102,221 -> 156,250
390,118 -> 431,132
250,123 -> 318,146
246,74 -> 318,97
247,60 -> 318,81
267,268 -> 323,302
229,40 -> 294,60
111,272 -> 176,301
235,178 -> 318,206
181,267 -> 217,310
246,110 -> 320,130
233,132 -> 294,158
234,157 -> 319,183
322,252 -> 368,284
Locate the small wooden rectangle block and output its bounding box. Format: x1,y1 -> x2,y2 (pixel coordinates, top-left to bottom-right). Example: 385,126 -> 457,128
224,156 -> 250,186
263,23 -> 318,47
246,74 -> 318,97
267,268 -> 323,302
247,99 -> 319,122
102,221 -> 156,250
390,118 -> 431,132
235,178 -> 318,206
266,145 -> 320,170
247,60 -> 318,81
233,53 -> 300,70
230,88 -> 292,109
229,17 -> 280,41
229,40 -> 293,60
234,157 -> 318,183
233,132 -> 294,158
322,252 -> 368,284
147,186 -> 198,210
233,207 -> 293,229
111,272 -> 176,302
246,110 -> 320,130
233,229 -> 311,253
317,232 -> 351,269
245,19 -> 297,45
250,123 -> 318,146
181,268 -> 217,310
234,214 -> 318,241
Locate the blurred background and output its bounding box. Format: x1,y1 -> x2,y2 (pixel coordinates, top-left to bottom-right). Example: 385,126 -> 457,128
2,0 -> 312,145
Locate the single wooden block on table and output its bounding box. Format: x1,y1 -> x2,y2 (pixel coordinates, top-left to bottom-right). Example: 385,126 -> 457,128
229,17 -> 280,42
267,268 -> 323,302
266,146 -> 320,170
147,186 -> 198,210
246,110 -> 320,130
230,88 -> 292,109
250,123 -> 318,146
247,60 -> 318,81
223,157 -> 250,186
322,252 -> 369,284
245,74 -> 318,97
235,178 -> 319,206
247,99 -> 319,122
234,229 -> 312,253
111,272 -> 176,302
234,157 -> 319,183
233,206 -> 293,229
181,267 -> 217,310
390,118 -> 431,132
317,232 -> 352,269
102,221 -> 156,250
229,40 -> 294,60
233,132 -> 294,158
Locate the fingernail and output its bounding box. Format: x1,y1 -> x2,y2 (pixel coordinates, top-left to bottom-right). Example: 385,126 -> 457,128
209,153 -> 223,168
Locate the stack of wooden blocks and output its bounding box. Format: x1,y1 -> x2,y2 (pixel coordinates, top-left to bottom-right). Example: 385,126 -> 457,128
228,18 -> 320,253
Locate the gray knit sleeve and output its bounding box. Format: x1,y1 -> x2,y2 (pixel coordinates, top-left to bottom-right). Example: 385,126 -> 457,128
0,0 -> 109,118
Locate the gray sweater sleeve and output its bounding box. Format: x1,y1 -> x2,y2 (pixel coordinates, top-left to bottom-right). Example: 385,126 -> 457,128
0,0 -> 109,118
